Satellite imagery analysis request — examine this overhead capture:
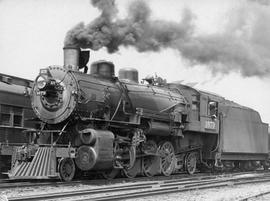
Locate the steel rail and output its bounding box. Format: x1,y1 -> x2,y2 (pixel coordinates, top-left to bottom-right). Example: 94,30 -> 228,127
78,178 -> 270,201
1,170 -> 266,190
0,175 -> 199,189
239,190 -> 270,201
7,173 -> 270,201
0,171 -> 232,189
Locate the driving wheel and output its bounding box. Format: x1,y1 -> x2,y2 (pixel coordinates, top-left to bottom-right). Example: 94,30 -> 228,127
102,168 -> 120,180
185,152 -> 197,175
159,141 -> 175,176
142,155 -> 160,177
122,158 -> 141,178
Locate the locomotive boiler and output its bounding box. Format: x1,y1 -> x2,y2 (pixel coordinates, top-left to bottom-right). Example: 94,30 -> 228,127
7,47 -> 269,181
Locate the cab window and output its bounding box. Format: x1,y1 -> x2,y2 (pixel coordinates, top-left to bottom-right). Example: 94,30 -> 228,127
208,101 -> 218,117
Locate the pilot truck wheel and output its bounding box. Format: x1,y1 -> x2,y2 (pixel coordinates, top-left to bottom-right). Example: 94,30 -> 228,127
58,158 -> 76,182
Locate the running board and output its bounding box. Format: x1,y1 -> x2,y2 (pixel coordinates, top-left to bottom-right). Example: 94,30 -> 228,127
8,147 -> 58,179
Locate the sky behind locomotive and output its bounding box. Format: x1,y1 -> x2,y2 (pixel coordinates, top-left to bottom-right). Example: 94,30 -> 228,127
0,0 -> 270,124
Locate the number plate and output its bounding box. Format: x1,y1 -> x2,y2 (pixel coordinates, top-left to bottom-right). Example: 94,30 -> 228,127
205,121 -> 216,130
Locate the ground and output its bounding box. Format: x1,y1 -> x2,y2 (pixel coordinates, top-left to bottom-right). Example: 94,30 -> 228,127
128,182 -> 270,201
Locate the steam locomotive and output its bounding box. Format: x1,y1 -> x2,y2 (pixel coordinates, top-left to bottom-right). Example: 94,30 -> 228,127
7,47 -> 269,181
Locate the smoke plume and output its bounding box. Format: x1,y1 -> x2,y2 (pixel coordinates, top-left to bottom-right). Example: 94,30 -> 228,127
65,0 -> 270,77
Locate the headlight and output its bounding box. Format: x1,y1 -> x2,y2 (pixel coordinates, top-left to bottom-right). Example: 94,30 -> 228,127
36,76 -> 47,90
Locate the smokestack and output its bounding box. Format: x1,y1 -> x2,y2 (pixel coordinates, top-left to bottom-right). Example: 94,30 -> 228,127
63,46 -> 80,71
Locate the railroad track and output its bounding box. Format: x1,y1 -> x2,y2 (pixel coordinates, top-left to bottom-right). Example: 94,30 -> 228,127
0,170 -> 265,190
0,174 -> 192,189
0,171 -> 225,189
6,172 -> 270,201
239,190 -> 270,201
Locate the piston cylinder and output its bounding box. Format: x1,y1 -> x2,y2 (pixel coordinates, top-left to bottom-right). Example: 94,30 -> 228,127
63,46 -> 80,71
75,130 -> 115,171
75,146 -> 97,171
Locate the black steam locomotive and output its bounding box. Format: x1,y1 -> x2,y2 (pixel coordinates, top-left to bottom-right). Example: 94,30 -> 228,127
7,47 -> 269,181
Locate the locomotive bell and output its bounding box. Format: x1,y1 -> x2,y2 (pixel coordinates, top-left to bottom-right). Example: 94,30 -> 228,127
63,46 -> 80,71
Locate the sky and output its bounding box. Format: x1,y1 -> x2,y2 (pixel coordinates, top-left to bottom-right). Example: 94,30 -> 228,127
0,0 -> 270,124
